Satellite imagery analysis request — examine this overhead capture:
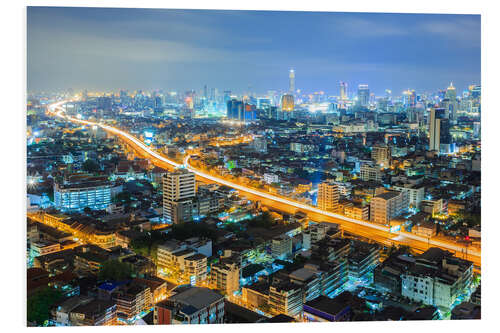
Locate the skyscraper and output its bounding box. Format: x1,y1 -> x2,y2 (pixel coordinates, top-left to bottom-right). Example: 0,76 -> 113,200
163,169 -> 196,224
357,84 -> 370,107
445,82 -> 458,121
281,94 -> 294,112
226,99 -> 256,122
317,181 -> 339,212
339,81 -> 348,101
429,108 -> 452,154
227,99 -> 243,120
289,69 -> 295,94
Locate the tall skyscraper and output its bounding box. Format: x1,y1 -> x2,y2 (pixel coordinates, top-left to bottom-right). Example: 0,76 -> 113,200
339,81 -> 348,101
289,69 -> 295,94
429,108 -> 452,154
357,84 -> 370,107
281,94 -> 294,112
445,82 -> 458,121
317,181 -> 339,212
163,169 -> 196,224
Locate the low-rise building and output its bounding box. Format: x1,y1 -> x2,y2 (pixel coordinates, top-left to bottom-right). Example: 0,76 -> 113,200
401,248 -> 473,309
154,286 -> 224,324
271,235 -> 292,260
112,282 -> 153,322
268,282 -> 303,317
210,260 -> 240,296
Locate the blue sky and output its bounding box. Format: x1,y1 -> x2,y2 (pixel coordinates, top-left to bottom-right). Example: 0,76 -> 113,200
27,7 -> 480,95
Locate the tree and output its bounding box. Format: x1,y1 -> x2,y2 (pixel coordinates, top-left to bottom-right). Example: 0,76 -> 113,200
98,260 -> 136,281
81,159 -> 100,173
247,211 -> 275,228
27,287 -> 63,326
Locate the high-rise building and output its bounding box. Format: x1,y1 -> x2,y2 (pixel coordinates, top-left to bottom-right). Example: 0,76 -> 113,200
445,82 -> 458,121
226,99 -> 256,122
339,81 -> 348,101
162,169 -> 196,224
226,99 -> 243,119
357,84 -> 370,107
317,181 -> 340,212
403,89 -> 416,108
281,94 -> 294,112
289,69 -> 295,94
429,108 -> 452,154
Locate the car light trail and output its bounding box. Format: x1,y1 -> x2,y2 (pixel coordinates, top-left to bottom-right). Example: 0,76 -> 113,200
47,100 -> 481,261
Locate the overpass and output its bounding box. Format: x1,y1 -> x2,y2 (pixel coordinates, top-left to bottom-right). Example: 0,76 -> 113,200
47,101 -> 481,268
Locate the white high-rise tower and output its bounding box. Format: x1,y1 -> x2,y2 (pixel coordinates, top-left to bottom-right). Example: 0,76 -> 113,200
289,69 -> 295,94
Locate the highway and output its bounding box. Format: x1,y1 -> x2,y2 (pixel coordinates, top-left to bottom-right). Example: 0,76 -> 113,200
47,101 -> 481,268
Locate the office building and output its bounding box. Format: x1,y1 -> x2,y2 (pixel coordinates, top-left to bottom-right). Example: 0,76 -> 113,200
289,69 -> 295,93
445,82 -> 458,121
226,99 -> 256,122
162,169 -> 196,224
429,107 -> 452,154
54,175 -> 115,212
226,99 -> 243,120
317,181 -> 340,212
281,94 -> 294,112
339,81 -> 348,102
357,84 -> 370,107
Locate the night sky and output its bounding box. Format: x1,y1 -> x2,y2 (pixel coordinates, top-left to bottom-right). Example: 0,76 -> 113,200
27,7 -> 481,95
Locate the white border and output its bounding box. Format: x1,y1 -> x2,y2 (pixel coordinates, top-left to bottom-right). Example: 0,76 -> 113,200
2,1 -> 498,333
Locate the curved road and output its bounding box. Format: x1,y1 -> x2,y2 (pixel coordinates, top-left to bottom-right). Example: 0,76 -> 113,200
47,101 -> 480,268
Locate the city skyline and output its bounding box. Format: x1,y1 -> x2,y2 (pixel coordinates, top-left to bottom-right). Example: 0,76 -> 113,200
27,7 -> 480,94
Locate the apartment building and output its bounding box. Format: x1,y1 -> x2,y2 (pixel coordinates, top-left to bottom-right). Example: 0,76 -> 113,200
370,190 -> 409,225
210,260 -> 240,295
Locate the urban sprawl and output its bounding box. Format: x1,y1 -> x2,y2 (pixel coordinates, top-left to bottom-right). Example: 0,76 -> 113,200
26,70 -> 481,326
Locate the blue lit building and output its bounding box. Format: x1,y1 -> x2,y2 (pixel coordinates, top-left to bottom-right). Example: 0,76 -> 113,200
226,99 -> 256,123
54,175 -> 118,212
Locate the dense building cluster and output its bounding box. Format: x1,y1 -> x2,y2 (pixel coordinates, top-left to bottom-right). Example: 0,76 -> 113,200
26,70 -> 480,326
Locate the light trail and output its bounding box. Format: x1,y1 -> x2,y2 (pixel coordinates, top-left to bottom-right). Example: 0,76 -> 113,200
47,101 -> 481,263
